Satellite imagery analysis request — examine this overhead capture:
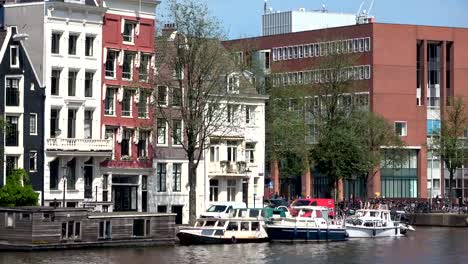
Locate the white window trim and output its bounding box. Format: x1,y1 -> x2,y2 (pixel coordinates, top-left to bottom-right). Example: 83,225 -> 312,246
395,121 -> 408,137
122,20 -> 136,45
121,89 -> 133,118
10,45 -> 19,68
29,151 -> 37,172
156,119 -> 168,146
172,119 -> 183,147
85,34 -> 96,57
157,85 -> 169,107
104,87 -> 117,116
5,75 -> 23,109
30,113 -> 38,135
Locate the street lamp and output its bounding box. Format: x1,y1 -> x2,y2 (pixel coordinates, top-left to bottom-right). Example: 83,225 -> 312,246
62,166 -> 68,207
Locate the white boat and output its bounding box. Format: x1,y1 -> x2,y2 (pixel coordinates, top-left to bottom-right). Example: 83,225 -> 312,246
345,205 -> 415,238
265,206 -> 348,242
177,208 -> 269,245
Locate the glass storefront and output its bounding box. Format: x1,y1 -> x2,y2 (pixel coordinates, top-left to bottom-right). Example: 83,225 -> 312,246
381,150 -> 418,198
112,175 -> 139,211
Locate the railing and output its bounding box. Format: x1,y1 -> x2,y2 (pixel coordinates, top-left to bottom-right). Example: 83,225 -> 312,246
6,89 -> 19,106
47,138 -> 113,152
209,161 -> 248,175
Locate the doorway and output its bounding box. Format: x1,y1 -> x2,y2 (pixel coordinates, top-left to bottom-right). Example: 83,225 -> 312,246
171,205 -> 183,225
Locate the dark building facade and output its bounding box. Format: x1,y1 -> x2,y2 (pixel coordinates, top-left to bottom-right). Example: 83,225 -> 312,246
224,22 -> 468,200
0,26 -> 45,200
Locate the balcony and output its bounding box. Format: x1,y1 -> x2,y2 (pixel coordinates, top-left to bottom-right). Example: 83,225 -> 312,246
208,161 -> 249,177
46,138 -> 113,154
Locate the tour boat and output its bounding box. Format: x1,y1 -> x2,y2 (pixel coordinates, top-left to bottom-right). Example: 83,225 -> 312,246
345,205 -> 415,238
264,206 -> 348,242
177,208 -> 270,245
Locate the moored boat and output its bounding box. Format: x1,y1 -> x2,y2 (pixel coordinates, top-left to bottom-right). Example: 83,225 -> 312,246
264,206 -> 348,242
177,208 -> 270,245
345,205 -> 415,238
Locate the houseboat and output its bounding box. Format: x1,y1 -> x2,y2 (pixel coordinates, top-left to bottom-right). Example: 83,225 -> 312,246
0,207 -> 176,251
265,206 -> 348,242
177,208 -> 276,245
345,205 -> 415,238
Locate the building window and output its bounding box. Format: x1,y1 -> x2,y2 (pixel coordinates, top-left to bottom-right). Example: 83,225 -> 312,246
5,156 -> 18,177
138,91 -> 148,118
50,109 -> 60,138
209,179 -> 219,202
139,54 -> 150,82
85,36 -> 94,57
84,110 -> 93,139
121,129 -> 131,157
29,113 -> 37,135
102,174 -> 109,202
137,131 -> 148,158
157,205 -> 167,213
364,37 -> 371,51
123,20 -> 136,43
68,34 -> 78,55
51,32 -> 61,54
51,69 -> 61,95
157,86 -> 168,106
227,105 -> 236,123
67,109 -> 76,138
29,151 -> 37,172
68,70 -> 78,96
227,141 -> 237,162
105,50 -> 118,78
5,78 -> 20,106
173,163 -> 182,192
172,120 -> 182,145
172,87 -> 182,107
122,52 -> 134,80
10,45 -> 19,67
227,74 -> 239,92
364,65 -> 371,80
157,119 -> 167,144
105,88 -> 116,115
157,163 -> 167,192
245,105 -> 254,124
122,89 -> 133,117
245,143 -> 255,163
210,141 -> 220,162
5,116 -> 19,147
66,158 -> 76,190
85,71 -> 94,97
395,122 -> 407,137
227,179 -> 236,202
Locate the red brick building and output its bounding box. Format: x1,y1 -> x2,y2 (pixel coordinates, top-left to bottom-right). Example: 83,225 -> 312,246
100,0 -> 158,212
224,22 -> 468,200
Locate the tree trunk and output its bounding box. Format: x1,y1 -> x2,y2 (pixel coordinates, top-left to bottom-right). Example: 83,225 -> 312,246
449,170 -> 454,203
188,158 -> 197,225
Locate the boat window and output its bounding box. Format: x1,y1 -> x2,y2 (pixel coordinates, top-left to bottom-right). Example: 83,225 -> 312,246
195,221 -> 204,227
316,210 -> 322,218
364,222 -> 374,227
214,230 -> 224,236
292,200 -> 310,206
217,221 -> 225,227
249,209 -> 260,218
205,221 -> 216,227
201,229 -> 214,236
241,222 -> 249,231
227,222 -> 239,231
370,211 -> 378,217
232,209 -> 239,217
239,209 -> 248,218
226,206 -> 233,213
300,210 -> 312,217
207,205 -> 227,212
251,222 -> 260,231
311,201 -> 318,206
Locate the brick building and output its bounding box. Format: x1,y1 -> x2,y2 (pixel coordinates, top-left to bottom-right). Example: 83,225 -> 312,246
224,22 -> 468,200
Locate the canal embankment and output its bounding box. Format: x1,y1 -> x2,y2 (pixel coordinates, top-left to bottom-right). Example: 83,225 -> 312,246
407,213 -> 468,227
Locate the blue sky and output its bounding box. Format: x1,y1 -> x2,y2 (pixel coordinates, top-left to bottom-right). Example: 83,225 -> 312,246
158,0 -> 468,39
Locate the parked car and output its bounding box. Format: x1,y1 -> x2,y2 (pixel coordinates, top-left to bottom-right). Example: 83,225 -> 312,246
289,198 -> 335,217
200,202 -> 247,218
264,199 -> 288,208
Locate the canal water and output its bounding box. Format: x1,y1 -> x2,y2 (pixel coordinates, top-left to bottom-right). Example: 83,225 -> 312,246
1,227 -> 467,264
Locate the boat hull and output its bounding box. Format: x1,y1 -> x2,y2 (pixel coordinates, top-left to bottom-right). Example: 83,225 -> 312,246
176,232 -> 269,245
346,225 -> 405,238
265,226 -> 348,242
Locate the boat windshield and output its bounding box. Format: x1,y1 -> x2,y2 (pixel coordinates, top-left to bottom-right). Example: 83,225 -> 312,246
292,200 -> 310,206
207,205 -> 227,212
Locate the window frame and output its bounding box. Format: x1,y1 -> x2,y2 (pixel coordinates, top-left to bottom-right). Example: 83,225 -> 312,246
157,163 -> 167,192
84,71 -> 94,98
29,113 -> 37,135
29,151 -> 37,172
85,35 -> 95,57
172,119 -> 183,146
123,20 -> 137,44
10,45 -> 19,68
173,163 -> 182,192
394,121 -> 408,137
51,32 -> 62,54
104,87 -> 116,116
157,118 -> 167,145
121,89 -> 133,117
68,33 -> 79,56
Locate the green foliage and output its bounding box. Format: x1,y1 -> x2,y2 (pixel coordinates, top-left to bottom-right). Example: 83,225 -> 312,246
432,97 -> 468,198
0,169 -> 39,207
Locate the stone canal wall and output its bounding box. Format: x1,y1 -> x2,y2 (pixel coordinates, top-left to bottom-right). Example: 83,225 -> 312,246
407,213 -> 468,227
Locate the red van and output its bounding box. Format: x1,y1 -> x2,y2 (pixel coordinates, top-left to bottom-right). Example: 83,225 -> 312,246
289,198 -> 335,217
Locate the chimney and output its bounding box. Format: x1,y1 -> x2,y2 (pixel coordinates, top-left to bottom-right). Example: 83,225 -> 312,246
162,23 -> 176,36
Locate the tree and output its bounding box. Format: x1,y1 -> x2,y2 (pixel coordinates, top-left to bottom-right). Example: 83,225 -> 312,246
154,0 -> 243,224
0,169 -> 39,207
432,97 -> 468,199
